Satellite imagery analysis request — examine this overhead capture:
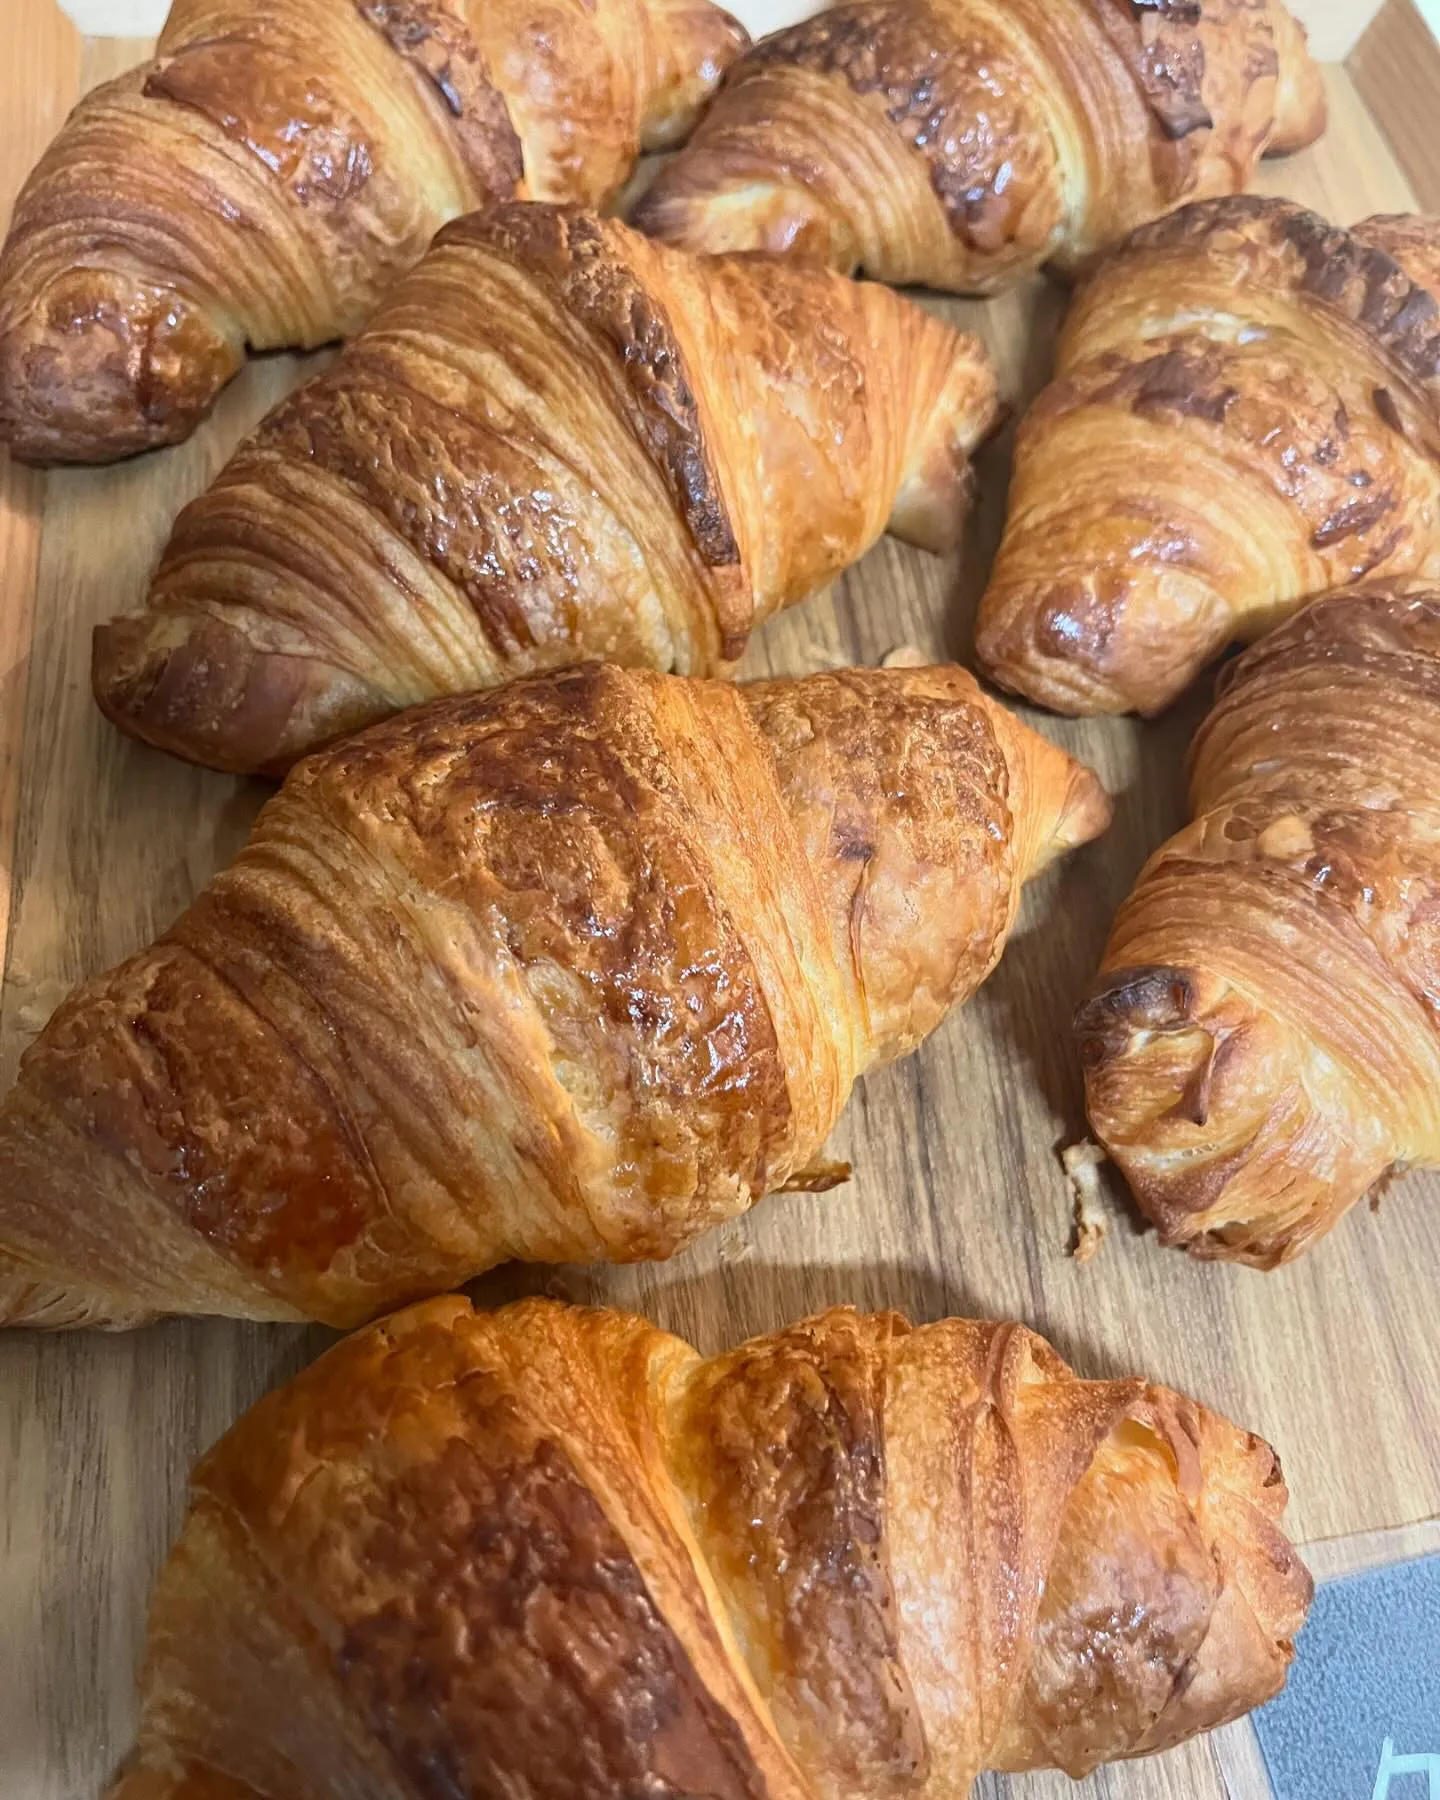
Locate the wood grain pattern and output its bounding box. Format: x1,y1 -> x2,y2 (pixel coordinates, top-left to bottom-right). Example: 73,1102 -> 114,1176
0,0 -> 79,984
1351,0 -> 1440,209
0,34 -> 1437,1800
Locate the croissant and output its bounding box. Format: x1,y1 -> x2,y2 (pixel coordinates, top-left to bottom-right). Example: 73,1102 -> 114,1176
104,1295 -> 1311,1800
976,198 -> 1440,715
1077,581 -> 1440,1265
630,0 -> 1325,294
0,660 -> 1109,1329
92,203 -> 1000,776
0,0 -> 747,462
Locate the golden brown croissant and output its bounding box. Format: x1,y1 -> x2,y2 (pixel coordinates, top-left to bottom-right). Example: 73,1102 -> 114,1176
0,0 -> 747,462
976,198 -> 1440,715
630,0 -> 1325,294
92,202 -> 1000,776
104,1296 -> 1311,1800
0,660 -> 1109,1329
1077,581 -> 1440,1265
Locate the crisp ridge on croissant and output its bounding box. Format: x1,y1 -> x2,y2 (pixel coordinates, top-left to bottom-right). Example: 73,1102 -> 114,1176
105,1296 -> 1312,1800
976,198 -> 1440,715
0,661 -> 1109,1329
93,203 -> 1001,776
0,0 -> 747,462
1077,582 -> 1440,1265
630,0 -> 1325,294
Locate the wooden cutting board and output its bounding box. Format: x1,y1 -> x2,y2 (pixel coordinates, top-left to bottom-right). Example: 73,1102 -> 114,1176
2,8 -> 1438,1798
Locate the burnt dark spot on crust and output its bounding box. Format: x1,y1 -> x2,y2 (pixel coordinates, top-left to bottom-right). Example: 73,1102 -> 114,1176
1130,0 -> 1202,18
1090,343 -> 1239,426
1311,489 -> 1396,549
677,1312 -> 928,1789
1075,964 -> 1198,1054
337,1427 -> 767,1800
357,0 -> 523,201
832,817 -> 875,863
1131,21 -> 1211,141
439,207 -> 741,571
1373,385 -> 1405,434
1134,347 -> 1238,422
1083,0 -> 1218,143
1130,198 -> 1440,399
1312,398 -> 1352,466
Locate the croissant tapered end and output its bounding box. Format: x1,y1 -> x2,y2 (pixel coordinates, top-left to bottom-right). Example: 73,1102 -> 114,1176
0,263 -> 245,464
999,710 -> 1116,877
92,613 -> 395,780
102,1298 -> 1309,1799
1118,1396 -> 1312,1751
1268,5 -> 1328,156
0,1257 -> 160,1331
974,566 -> 1190,718
1074,966 -> 1368,1265
640,0 -> 749,150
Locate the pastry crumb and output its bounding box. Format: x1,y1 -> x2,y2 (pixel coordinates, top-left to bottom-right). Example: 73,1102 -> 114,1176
881,644 -> 930,669
1063,1140 -> 1110,1263
718,1233 -> 755,1266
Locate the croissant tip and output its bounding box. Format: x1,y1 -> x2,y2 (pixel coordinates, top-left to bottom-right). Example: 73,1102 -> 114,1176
0,1261 -> 159,1330
0,274 -> 242,464
1054,766 -> 1115,854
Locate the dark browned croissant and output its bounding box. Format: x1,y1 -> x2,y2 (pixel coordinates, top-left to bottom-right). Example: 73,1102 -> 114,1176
107,1296 -> 1312,1800
0,661 -> 1109,1329
631,0 -> 1325,293
92,203 -> 1000,776
1077,582 -> 1440,1264
977,199 -> 1440,715
0,0 -> 747,462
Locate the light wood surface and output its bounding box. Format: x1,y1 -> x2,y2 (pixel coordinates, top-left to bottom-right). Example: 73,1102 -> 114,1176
0,27 -> 1437,1800
1352,0 -> 1440,208
0,0 -> 79,986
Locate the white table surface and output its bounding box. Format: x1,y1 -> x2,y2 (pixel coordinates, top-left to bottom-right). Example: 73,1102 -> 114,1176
49,0 -> 1427,61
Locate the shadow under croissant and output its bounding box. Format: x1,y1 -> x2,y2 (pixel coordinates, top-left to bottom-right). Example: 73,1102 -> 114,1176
464,1252 -> 961,1357
968,692 -> 1210,1153
462,1248 -> 1182,1392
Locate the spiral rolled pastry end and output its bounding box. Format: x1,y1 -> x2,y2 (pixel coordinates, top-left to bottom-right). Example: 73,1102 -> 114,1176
101,1298 -> 1310,1800
976,199 -> 1440,716
1078,582 -> 1440,1263
0,0 -> 747,462
631,0 -> 1325,295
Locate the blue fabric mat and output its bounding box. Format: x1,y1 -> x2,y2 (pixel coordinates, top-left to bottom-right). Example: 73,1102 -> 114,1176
1253,1553 -> 1440,1799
